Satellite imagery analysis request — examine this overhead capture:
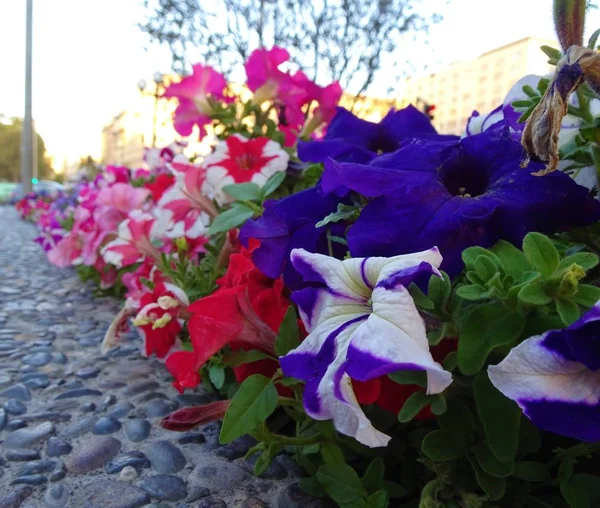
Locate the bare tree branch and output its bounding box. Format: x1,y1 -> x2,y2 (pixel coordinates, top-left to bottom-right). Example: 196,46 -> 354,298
138,0 -> 442,95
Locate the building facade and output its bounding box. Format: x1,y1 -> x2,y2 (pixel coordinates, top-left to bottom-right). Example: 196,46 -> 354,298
401,37 -> 558,135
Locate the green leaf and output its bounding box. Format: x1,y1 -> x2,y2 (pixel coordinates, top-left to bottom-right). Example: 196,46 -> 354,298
254,444 -> 281,476
462,247 -> 503,271
573,284 -> 600,307
422,429 -> 467,461
361,457 -> 385,494
261,171 -> 286,198
474,444 -> 514,477
220,374 -> 278,443
222,182 -> 262,201
514,461 -> 550,482
299,476 -> 327,497
519,280 -> 552,306
522,84 -> 539,98
512,99 -> 534,108
475,468 -> 507,500
428,271 -> 451,311
208,365 -> 225,389
572,474 -> 600,502
208,203 -> 255,235
557,298 -> 582,325
558,252 -> 599,272
430,396 -> 447,416
474,255 -> 500,282
458,304 -> 525,375
274,306 -> 300,356
316,464 -> 369,506
491,240 -> 530,279
540,45 -> 562,62
315,203 -> 359,228
518,103 -> 538,123
408,283 -> 435,309
439,398 -> 475,434
473,372 -> 521,462
397,392 -> 436,423
519,416 -> 542,457
381,481 -> 407,498
320,441 -> 345,465
561,477 -> 591,508
523,232 -> 560,277
456,284 -> 491,301
367,489 -> 389,508
589,28 -> 600,49
388,370 -> 427,387
222,349 -> 272,367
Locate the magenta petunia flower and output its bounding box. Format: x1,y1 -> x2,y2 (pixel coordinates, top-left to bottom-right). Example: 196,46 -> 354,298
245,46 -> 292,103
163,64 -> 229,138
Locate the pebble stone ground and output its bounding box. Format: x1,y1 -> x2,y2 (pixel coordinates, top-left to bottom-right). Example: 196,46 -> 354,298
0,207 -> 329,508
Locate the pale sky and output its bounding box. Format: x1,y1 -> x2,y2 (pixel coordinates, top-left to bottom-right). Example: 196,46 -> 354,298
1,0 -> 600,167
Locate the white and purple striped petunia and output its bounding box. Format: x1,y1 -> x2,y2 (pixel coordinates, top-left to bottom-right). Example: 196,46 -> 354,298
279,248 -> 453,448
488,303 -> 600,442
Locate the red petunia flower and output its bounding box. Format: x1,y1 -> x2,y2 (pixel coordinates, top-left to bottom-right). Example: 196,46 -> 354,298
166,241 -> 290,393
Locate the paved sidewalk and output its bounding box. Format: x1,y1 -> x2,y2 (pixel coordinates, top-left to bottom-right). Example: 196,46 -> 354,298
0,207 -> 320,508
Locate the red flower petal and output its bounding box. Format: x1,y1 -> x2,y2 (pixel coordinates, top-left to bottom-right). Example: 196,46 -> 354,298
161,400 -> 231,431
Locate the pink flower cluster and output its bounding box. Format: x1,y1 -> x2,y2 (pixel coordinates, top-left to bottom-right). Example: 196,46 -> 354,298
22,46 -> 343,406
164,46 -> 342,144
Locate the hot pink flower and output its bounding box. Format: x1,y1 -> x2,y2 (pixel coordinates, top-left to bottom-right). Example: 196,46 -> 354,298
103,165 -> 131,184
47,232 -> 84,267
203,134 -> 289,204
94,183 -> 150,232
101,210 -> 169,268
163,64 -> 229,138
245,47 -> 292,103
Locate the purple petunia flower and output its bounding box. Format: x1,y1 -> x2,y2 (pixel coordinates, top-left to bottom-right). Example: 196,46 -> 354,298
298,105 -> 457,164
489,302 -> 600,442
321,128 -> 600,276
280,247 -> 452,447
239,187 -> 346,288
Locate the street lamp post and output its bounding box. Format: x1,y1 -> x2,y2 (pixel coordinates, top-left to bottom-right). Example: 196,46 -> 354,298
137,72 -> 165,148
21,0 -> 34,193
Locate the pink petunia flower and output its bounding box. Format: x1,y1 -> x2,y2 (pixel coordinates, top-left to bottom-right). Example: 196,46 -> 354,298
101,209 -> 169,268
163,64 -> 229,139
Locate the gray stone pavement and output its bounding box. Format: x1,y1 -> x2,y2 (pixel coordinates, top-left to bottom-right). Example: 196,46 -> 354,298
0,207 -> 321,508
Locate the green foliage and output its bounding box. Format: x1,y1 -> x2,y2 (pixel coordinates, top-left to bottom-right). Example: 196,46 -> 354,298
315,203 -> 361,228
220,374 -> 278,443
473,372 -> 521,463
0,116 -> 54,181
208,202 -> 256,235
457,304 -> 525,375
274,306 -> 300,356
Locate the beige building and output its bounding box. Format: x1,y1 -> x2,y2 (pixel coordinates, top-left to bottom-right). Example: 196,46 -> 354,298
401,37 -> 558,135
101,76 -> 223,168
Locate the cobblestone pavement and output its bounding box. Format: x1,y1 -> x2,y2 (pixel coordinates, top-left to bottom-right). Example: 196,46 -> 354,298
0,208 -> 324,508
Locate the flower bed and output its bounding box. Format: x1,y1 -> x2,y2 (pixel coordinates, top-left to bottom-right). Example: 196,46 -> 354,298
18,7 -> 600,506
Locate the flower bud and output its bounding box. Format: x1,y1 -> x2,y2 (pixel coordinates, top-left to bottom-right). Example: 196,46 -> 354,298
558,263 -> 586,296
554,0 -> 587,50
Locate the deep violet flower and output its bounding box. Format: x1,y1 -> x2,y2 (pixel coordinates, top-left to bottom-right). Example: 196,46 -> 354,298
298,105 -> 457,164
320,128 -> 600,276
489,301 -> 600,442
239,187 -> 346,289
280,248 -> 452,447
